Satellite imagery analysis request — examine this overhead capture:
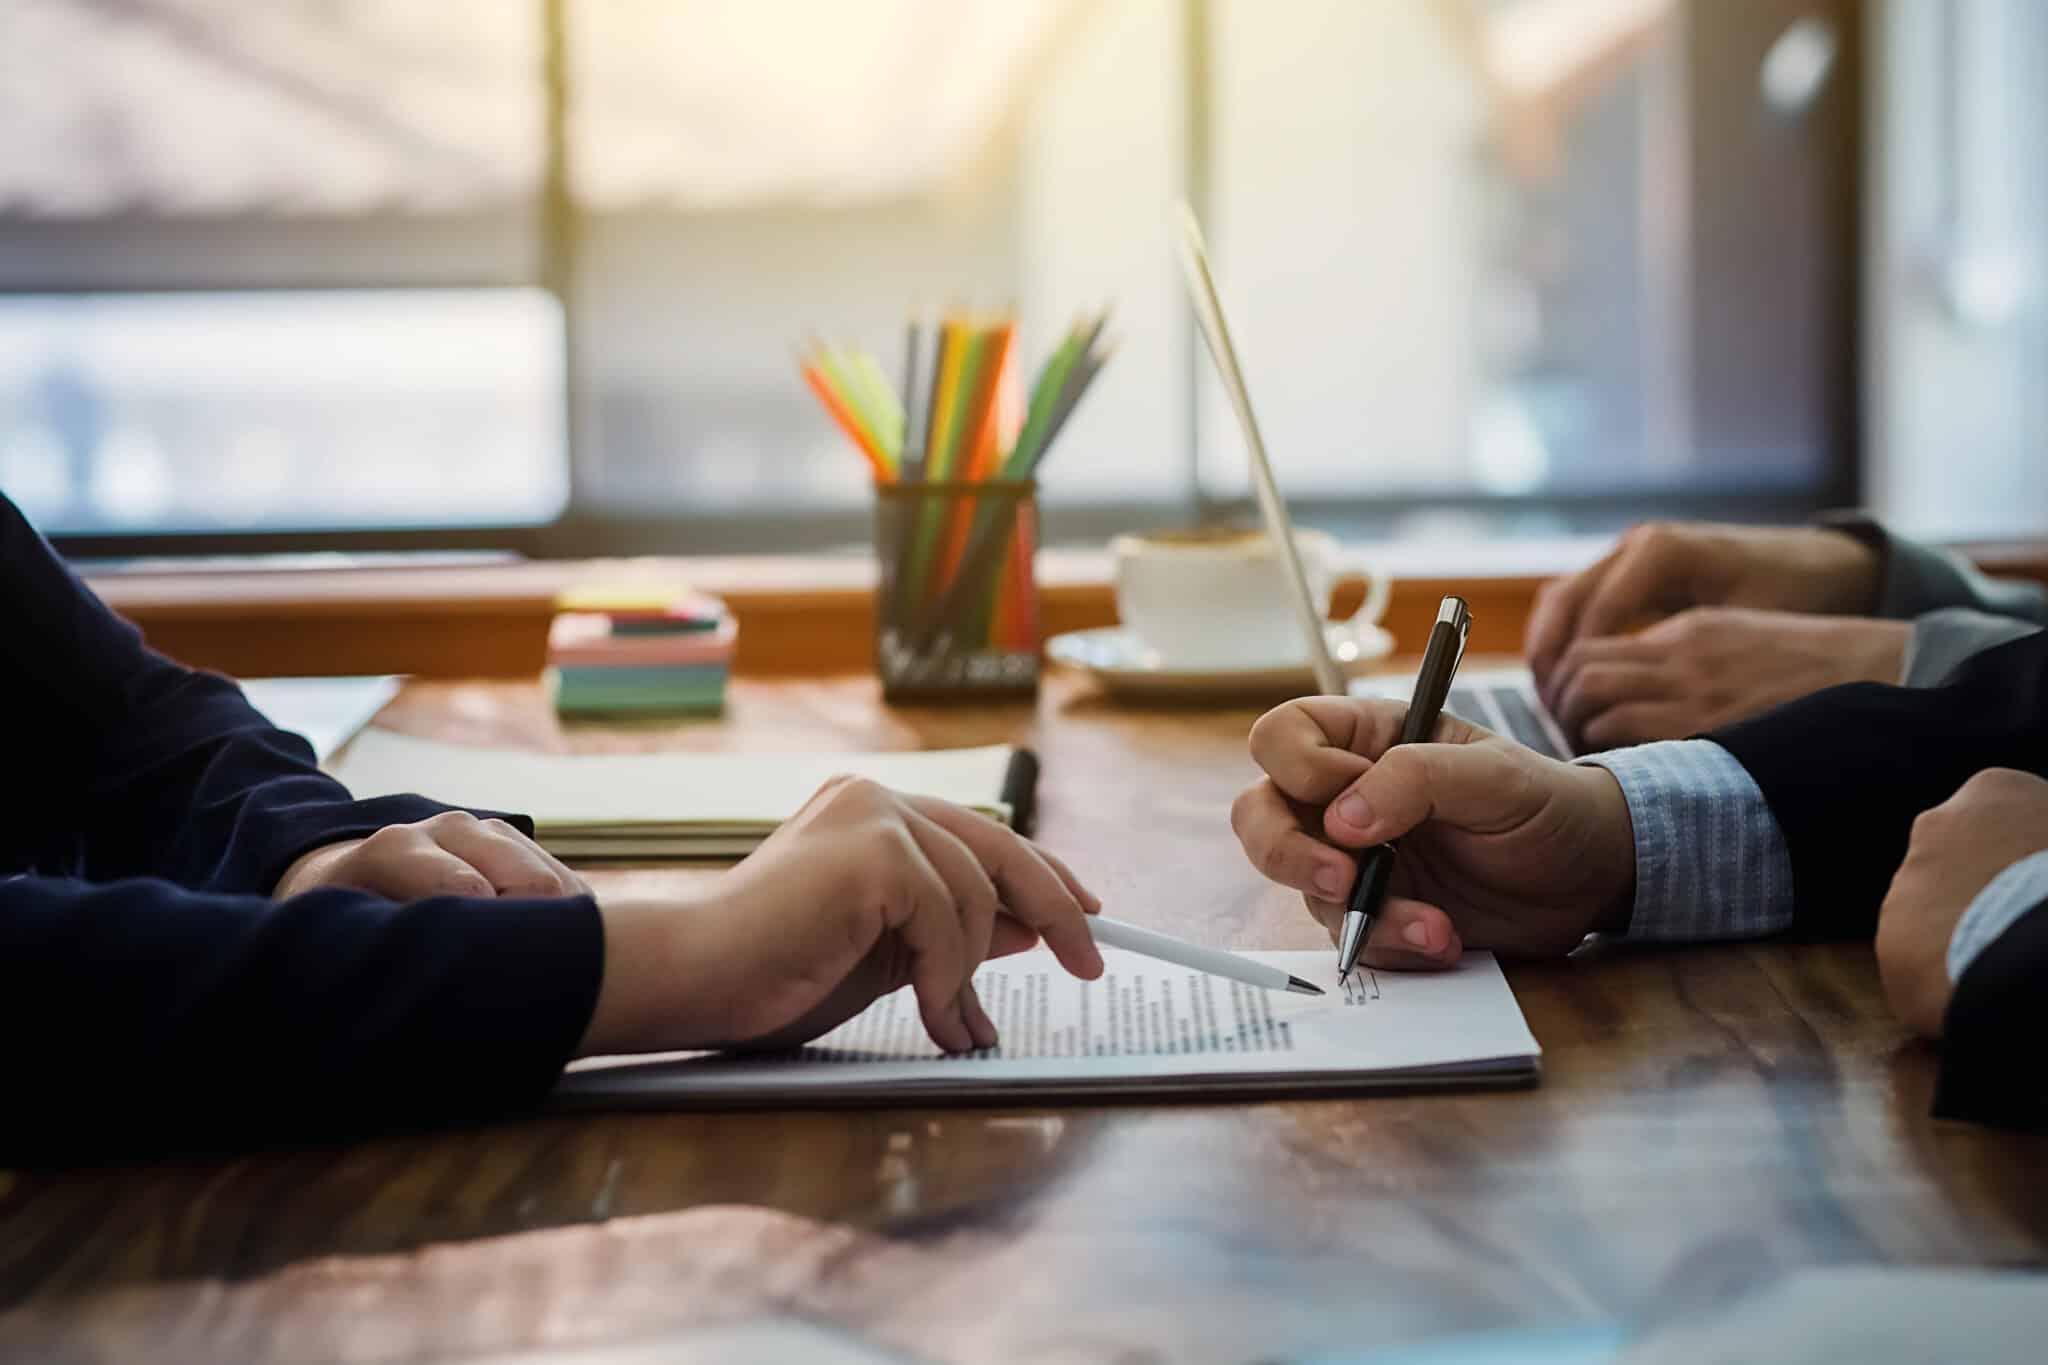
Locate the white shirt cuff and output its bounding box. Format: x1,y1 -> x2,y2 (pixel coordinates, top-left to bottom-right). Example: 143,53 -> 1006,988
1577,740 -> 1795,942
1947,848 -> 2048,983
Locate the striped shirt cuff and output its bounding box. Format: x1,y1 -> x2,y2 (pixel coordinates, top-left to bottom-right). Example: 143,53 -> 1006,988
1947,849 -> 2048,983
1577,740 -> 1795,942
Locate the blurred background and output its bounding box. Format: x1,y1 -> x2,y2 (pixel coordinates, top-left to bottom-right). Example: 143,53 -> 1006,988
0,0 -> 2041,559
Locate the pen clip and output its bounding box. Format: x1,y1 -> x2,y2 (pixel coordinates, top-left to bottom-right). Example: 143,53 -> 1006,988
1436,595 -> 1472,675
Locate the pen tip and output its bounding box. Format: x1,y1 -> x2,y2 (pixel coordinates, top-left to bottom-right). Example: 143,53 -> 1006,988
1287,976 -> 1325,996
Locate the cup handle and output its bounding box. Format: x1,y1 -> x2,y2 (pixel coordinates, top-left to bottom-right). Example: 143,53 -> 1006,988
1339,562 -> 1391,629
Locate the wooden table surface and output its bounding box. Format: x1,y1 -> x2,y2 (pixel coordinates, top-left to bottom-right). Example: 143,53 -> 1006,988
4,670 -> 2045,1364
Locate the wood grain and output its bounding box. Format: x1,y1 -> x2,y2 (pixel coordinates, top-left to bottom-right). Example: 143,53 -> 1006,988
88,549 -> 1545,680
3,671 -> 2045,1365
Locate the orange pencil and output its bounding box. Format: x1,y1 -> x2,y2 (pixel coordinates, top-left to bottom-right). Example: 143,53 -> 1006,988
937,322 -> 1014,597
992,506 -> 1020,649
998,498 -> 1039,651
802,362 -> 890,482
989,356 -> 1028,648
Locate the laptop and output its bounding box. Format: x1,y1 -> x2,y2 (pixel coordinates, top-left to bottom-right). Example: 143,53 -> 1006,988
1172,203 -> 1573,761
1348,666 -> 1573,759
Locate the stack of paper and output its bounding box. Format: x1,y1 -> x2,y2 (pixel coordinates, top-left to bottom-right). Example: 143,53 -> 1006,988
548,588 -> 736,717
327,728 -> 1029,858
558,949 -> 1541,1107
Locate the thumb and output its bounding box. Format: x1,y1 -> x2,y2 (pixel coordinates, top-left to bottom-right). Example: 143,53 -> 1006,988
1324,741 -> 1529,847
1358,897 -> 1463,971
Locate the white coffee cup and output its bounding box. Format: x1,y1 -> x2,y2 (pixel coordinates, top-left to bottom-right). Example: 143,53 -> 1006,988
1110,527 -> 1391,669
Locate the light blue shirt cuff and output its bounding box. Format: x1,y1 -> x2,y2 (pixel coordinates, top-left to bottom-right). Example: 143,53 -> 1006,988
1947,849 -> 2048,983
1577,740 -> 1795,942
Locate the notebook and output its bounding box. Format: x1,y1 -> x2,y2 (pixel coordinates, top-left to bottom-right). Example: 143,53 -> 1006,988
326,728 -> 1037,859
556,948 -> 1540,1108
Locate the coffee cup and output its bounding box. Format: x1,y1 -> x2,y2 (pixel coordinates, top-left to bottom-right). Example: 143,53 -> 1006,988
1110,527 -> 1391,669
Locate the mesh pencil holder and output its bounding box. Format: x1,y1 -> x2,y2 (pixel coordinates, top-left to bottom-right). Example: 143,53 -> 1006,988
874,479 -> 1041,703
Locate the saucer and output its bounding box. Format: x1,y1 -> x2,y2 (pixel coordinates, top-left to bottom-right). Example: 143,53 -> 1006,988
1046,621 -> 1394,699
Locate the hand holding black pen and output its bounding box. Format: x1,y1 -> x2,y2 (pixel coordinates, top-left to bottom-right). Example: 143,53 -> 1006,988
1335,595 -> 1472,979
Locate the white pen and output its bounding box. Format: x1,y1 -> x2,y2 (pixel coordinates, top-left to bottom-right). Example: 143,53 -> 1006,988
1086,915 -> 1325,996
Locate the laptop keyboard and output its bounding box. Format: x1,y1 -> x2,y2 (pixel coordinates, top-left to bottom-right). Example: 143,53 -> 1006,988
1490,685 -> 1565,757
1441,682 -> 1570,759
1358,670 -> 1572,760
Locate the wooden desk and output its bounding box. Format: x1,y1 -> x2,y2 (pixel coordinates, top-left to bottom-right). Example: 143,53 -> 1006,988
4,672 -> 2045,1364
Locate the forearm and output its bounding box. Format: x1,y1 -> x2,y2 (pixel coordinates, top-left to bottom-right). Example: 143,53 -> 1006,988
3,495 -> 494,892
73,666 -> 516,893
1823,513 -> 2048,624
76,671 -> 536,896
1,876 -> 602,1162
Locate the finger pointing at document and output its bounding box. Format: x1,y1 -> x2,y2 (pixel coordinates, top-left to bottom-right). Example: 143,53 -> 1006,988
581,777 -> 1105,1059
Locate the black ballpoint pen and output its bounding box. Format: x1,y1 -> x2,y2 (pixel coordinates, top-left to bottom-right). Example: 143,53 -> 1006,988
1336,595 -> 1472,980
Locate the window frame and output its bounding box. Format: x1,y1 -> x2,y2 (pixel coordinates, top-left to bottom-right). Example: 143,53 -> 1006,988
18,0 -> 1862,564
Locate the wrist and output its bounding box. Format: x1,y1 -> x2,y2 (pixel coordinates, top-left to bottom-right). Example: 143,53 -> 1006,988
1809,528 -> 1883,615
272,839 -> 358,899
579,896 -> 703,1056
1575,763 -> 1638,935
1837,617 -> 1911,685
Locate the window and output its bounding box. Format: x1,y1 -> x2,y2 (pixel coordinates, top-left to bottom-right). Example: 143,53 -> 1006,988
1,0 -> 1867,557
1867,0 -> 2048,540
0,290 -> 567,533
1200,0 -> 1860,536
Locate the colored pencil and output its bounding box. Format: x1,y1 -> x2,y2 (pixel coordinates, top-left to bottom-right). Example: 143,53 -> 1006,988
909,329 -> 1109,651
904,320 -> 968,612
849,348 -> 905,463
938,322 -> 1014,601
802,361 -> 889,481
797,308 -> 1113,657
899,320 -> 926,480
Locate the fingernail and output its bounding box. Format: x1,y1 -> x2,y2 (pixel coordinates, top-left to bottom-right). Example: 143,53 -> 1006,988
1403,919 -> 1434,950
1313,862 -> 1347,898
1335,793 -> 1371,829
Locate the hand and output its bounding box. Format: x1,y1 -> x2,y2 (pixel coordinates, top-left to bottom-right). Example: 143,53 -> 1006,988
581,777 -> 1106,1056
275,810 -> 590,901
1230,698 -> 1637,968
1527,522 -> 1882,696
1876,768 -> 2048,1038
1544,606 -> 1909,749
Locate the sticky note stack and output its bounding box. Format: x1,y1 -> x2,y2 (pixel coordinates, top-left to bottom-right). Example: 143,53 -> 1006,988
547,587 -> 736,717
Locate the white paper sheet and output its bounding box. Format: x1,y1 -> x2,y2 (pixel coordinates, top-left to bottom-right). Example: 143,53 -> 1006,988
239,675 -> 402,763
558,948 -> 1540,1108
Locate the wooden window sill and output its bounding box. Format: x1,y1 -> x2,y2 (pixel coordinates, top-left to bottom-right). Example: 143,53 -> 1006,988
84,541 -> 2048,680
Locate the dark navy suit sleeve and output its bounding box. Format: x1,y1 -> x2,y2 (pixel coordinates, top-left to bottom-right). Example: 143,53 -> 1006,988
1708,628 -> 2048,939
5,490 -> 494,892
1707,629 -> 2048,1131
3,877 -> 602,1161
1939,898 -> 2048,1131
1,494 -> 604,1160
